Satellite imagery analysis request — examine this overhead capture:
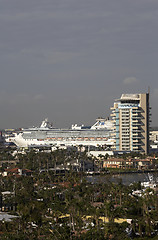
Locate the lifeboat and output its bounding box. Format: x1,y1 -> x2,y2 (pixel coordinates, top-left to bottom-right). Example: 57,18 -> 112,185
77,137 -> 82,140
84,138 -> 89,141
102,137 -> 107,140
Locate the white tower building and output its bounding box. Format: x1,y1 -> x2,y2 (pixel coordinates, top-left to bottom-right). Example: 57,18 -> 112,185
110,93 -> 150,154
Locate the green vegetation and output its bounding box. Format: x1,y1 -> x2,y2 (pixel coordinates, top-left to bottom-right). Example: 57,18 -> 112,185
0,148 -> 157,239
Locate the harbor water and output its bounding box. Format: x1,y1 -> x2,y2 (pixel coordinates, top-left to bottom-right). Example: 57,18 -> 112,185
87,172 -> 158,185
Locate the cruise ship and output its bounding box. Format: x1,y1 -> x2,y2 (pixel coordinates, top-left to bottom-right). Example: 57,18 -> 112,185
5,118 -> 114,148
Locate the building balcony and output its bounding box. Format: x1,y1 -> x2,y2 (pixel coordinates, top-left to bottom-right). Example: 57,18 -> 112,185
132,110 -> 142,113
133,140 -> 140,143
132,123 -> 141,127
133,143 -> 142,146
132,118 -> 141,121
133,128 -> 142,131
133,136 -> 142,139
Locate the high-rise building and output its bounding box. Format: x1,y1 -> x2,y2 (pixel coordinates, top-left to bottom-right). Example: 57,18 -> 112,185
110,93 -> 150,154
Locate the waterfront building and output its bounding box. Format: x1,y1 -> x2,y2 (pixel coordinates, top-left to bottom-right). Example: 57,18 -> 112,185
150,129 -> 158,143
110,93 -> 150,154
103,158 -> 152,169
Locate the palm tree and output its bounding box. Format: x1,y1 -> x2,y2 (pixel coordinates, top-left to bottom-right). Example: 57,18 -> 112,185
104,201 -> 118,223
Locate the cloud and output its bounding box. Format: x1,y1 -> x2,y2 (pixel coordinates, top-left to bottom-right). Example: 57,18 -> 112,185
0,0 -> 158,128
153,88 -> 158,98
0,92 -> 45,106
34,94 -> 45,100
123,77 -> 139,84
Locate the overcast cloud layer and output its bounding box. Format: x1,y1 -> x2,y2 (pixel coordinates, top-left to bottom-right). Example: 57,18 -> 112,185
0,0 -> 158,128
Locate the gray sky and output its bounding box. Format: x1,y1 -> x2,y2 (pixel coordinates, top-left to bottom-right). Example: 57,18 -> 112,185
0,0 -> 158,128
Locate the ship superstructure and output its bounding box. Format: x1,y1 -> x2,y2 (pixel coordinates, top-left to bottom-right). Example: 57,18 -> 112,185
6,118 -> 114,148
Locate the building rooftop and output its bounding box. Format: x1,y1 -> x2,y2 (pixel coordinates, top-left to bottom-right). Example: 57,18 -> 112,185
120,94 -> 140,100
